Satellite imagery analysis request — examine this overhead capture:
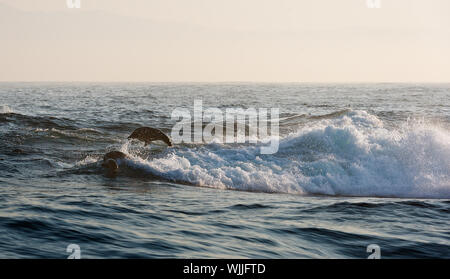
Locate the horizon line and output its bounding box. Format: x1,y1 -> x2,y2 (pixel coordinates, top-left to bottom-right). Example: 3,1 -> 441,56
1,80 -> 450,84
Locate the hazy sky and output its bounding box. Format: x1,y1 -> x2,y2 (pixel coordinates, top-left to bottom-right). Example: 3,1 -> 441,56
1,0 -> 449,82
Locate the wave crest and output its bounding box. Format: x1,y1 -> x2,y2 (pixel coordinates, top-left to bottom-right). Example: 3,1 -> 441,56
104,110 -> 450,198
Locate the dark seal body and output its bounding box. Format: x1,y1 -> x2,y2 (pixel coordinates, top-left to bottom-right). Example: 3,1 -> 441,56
103,151 -> 128,161
128,127 -> 172,146
102,151 -> 128,173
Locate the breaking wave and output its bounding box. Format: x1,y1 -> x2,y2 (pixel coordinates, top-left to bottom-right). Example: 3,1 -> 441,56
99,110 -> 450,199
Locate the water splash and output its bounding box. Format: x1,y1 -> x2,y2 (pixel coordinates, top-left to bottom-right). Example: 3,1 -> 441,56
114,110 -> 450,198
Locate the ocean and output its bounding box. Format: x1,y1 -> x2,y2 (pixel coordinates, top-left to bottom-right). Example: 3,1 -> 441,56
0,83 -> 449,258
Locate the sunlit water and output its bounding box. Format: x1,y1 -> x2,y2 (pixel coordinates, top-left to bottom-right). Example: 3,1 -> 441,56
0,83 -> 449,258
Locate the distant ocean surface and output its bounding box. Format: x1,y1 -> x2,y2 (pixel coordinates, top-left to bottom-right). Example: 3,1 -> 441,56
0,83 -> 449,258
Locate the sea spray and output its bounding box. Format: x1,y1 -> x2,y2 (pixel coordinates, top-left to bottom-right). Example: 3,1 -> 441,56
116,110 -> 450,198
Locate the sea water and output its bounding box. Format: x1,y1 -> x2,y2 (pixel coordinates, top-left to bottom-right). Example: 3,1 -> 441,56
0,83 -> 449,258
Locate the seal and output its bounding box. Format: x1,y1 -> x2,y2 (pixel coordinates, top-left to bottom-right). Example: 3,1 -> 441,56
103,151 -> 128,161
101,151 -> 128,173
128,127 -> 172,146
103,159 -> 119,173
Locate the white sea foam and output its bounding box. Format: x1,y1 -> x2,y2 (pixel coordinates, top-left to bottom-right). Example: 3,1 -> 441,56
118,110 -> 450,198
76,155 -> 100,166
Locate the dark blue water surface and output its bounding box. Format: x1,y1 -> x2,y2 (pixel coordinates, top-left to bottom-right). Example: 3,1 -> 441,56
0,83 -> 449,258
